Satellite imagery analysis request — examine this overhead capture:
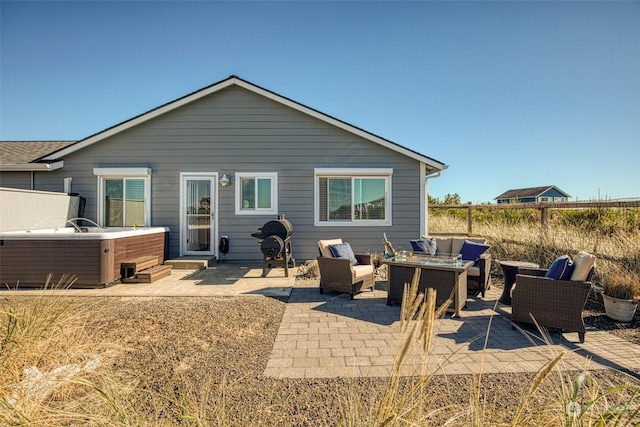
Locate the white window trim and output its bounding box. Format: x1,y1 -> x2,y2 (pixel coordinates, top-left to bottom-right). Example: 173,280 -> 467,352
314,168 -> 392,227
234,172 -> 278,215
93,167 -> 152,227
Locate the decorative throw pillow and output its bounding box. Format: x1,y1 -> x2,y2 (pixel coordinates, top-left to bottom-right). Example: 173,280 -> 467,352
422,237 -> 437,255
460,240 -> 490,265
570,251 -> 596,281
544,255 -> 572,280
560,261 -> 575,280
410,238 -> 437,255
319,238 -> 343,258
329,242 -> 359,265
410,240 -> 424,252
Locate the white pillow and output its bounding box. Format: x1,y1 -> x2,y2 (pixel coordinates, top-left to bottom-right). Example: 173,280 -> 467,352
570,251 -> 596,281
318,239 -> 343,258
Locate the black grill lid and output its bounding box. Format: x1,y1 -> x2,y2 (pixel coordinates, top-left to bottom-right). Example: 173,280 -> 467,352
260,218 -> 293,240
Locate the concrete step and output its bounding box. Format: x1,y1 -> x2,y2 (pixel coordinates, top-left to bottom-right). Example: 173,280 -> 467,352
165,256 -> 217,270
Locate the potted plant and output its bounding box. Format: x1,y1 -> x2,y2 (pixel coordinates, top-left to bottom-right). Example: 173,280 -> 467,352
600,271 -> 640,322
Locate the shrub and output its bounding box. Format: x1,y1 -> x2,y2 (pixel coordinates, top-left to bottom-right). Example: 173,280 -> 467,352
601,271 -> 640,300
296,259 -> 319,279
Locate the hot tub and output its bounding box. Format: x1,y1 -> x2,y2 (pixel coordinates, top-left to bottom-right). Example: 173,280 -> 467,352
0,226 -> 169,288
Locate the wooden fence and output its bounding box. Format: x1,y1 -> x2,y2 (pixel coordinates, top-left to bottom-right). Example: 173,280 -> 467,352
429,200 -> 640,235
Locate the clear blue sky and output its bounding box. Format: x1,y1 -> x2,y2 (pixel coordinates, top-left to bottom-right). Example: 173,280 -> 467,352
2,1 -> 638,203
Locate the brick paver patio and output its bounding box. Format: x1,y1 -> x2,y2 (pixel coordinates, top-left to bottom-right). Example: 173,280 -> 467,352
264,279 -> 640,379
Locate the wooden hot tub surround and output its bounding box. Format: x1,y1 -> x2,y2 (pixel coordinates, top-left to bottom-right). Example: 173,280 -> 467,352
0,227 -> 168,288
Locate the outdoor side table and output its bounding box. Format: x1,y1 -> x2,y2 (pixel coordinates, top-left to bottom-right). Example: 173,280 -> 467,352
498,260 -> 539,305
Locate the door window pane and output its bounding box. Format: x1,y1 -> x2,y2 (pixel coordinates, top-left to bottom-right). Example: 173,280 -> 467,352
125,179 -> 145,226
185,178 -> 211,252
105,179 -> 123,227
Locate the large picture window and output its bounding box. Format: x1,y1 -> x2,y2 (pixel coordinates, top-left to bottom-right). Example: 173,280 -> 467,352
235,172 -> 277,215
315,168 -> 391,226
94,168 -> 151,227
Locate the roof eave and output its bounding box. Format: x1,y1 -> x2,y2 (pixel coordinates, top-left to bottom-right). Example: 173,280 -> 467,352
0,161 -> 64,172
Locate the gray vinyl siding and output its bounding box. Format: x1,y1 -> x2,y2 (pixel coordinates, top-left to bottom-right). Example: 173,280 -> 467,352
0,172 -> 33,190
15,86 -> 427,261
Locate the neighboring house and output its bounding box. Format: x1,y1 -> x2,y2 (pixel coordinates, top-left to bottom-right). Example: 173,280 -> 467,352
0,76 -> 447,261
495,186 -> 571,204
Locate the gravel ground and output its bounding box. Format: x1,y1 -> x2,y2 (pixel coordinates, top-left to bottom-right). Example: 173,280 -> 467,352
79,275 -> 640,425
583,291 -> 640,345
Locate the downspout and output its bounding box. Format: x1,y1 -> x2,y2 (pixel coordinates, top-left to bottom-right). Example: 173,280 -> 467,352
423,170 -> 442,236
31,171 -> 35,190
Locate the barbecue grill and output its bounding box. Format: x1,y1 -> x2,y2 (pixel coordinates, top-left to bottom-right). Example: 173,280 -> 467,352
251,214 -> 295,277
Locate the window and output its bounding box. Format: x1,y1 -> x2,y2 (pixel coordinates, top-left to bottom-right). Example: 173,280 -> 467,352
235,172 -> 277,215
315,168 -> 392,226
94,168 -> 151,227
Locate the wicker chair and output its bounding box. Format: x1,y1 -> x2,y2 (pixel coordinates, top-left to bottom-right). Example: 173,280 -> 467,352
467,252 -> 492,297
511,266 -> 595,343
317,239 -> 375,299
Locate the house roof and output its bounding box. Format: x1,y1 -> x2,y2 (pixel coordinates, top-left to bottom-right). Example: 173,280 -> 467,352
0,141 -> 75,171
35,75 -> 447,174
495,186 -> 571,200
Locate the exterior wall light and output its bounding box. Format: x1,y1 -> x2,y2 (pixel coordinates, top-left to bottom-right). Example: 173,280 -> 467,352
220,174 -> 231,187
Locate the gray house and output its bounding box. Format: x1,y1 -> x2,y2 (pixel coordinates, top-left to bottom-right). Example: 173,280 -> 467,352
0,76 -> 447,261
495,186 -> 571,204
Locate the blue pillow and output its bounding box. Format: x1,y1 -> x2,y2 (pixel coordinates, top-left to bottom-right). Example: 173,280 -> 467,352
545,255 -> 572,280
410,238 -> 437,255
460,240 -> 490,265
561,261 -> 575,280
329,242 -> 358,265
410,240 -> 424,252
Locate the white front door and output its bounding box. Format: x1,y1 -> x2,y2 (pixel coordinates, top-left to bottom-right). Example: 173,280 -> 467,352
181,173 -> 217,256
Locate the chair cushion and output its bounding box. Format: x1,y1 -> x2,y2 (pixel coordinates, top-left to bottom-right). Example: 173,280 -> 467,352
451,238 -> 467,255
433,237 -> 452,255
460,240 -> 490,265
570,251 -> 596,281
329,242 -> 359,265
353,264 -> 374,279
410,238 -> 437,255
467,265 -> 480,277
318,238 -> 342,258
544,255 -> 572,280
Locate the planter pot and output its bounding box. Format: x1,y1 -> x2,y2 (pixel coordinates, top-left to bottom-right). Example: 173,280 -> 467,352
602,294 -> 638,322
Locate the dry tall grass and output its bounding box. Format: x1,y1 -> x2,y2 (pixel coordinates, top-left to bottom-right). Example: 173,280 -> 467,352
428,215 -> 640,282
2,269 -> 639,425
0,275 -> 141,426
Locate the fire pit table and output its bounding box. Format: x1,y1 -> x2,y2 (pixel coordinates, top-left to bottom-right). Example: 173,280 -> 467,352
383,254 -> 473,317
